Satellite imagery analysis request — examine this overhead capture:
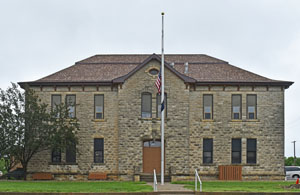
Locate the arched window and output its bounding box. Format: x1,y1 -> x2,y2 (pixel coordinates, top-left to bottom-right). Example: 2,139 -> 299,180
156,93 -> 167,118
141,92 -> 152,118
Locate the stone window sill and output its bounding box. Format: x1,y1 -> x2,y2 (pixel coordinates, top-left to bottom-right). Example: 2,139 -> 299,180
243,163 -> 259,166
245,119 -> 260,122
201,119 -> 215,122
49,162 -> 78,165
229,119 -> 260,122
92,163 -> 105,166
92,119 -> 107,122
138,118 -> 170,121
231,119 -> 242,122
200,163 -> 216,166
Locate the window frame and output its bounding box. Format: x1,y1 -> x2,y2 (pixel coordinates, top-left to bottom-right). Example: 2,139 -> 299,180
51,94 -> 61,111
51,148 -> 61,163
141,92 -> 152,118
94,94 -> 104,119
203,94 -> 213,120
246,94 -> 257,119
231,138 -> 242,164
156,93 -> 167,118
203,138 -> 213,164
66,142 -> 76,163
247,138 -> 257,164
231,94 -> 242,120
94,138 -> 104,163
65,94 -> 76,118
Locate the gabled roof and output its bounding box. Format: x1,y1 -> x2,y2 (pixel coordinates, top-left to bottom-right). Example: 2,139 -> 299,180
19,54 -> 293,88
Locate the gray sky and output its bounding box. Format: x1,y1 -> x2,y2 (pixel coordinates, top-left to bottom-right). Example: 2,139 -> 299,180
0,0 -> 299,157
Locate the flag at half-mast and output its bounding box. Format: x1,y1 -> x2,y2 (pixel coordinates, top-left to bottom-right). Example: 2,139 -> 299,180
155,69 -> 165,112
155,69 -> 161,94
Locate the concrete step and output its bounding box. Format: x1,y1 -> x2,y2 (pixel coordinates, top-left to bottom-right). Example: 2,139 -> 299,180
140,174 -> 171,182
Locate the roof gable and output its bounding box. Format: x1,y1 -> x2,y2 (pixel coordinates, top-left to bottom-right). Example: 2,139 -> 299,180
112,54 -> 196,84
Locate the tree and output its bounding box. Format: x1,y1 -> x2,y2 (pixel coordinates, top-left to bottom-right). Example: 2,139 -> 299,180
285,157 -> 300,166
0,83 -> 79,180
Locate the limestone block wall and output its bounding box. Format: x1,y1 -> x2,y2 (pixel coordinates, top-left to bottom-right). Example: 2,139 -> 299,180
188,85 -> 285,179
117,60 -> 190,177
27,86 -> 119,178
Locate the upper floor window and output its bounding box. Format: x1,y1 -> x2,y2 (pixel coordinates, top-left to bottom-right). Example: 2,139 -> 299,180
66,95 -> 76,118
247,138 -> 257,164
51,95 -> 61,111
94,95 -> 104,119
94,138 -> 104,163
51,95 -> 61,118
203,138 -> 213,164
247,95 -> 257,119
156,93 -> 167,118
203,95 -> 213,120
141,92 -> 152,118
232,95 -> 242,119
232,138 -> 241,164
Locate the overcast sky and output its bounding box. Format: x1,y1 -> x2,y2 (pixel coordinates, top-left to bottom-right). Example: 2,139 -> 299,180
0,0 -> 299,157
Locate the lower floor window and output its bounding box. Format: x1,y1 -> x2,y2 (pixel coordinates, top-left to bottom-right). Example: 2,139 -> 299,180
94,138 -> 104,163
203,138 -> 213,164
52,149 -> 61,163
66,142 -> 76,163
247,139 -> 257,164
232,138 -> 241,164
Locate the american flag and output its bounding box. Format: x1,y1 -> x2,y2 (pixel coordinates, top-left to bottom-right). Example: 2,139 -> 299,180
155,69 -> 161,94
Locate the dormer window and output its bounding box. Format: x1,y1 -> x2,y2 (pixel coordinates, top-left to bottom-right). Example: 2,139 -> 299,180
149,68 -> 159,75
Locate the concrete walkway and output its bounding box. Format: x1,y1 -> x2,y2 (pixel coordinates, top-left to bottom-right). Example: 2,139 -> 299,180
148,182 -> 193,192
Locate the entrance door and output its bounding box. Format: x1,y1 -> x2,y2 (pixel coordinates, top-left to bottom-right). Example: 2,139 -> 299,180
143,140 -> 161,173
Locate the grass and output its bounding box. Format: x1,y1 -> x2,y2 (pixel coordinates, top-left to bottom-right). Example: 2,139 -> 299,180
0,181 -> 153,192
172,181 -> 300,192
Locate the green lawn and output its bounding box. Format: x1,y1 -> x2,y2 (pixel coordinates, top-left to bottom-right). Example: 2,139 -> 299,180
0,181 -> 153,192
172,181 -> 300,192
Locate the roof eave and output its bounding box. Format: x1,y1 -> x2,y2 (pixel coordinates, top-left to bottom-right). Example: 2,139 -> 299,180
18,81 -> 114,88
195,81 -> 294,89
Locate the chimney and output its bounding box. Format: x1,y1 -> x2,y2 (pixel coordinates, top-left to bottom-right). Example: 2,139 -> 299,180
184,62 -> 189,74
170,62 -> 175,68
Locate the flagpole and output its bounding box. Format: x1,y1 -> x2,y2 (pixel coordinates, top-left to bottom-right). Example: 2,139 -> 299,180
161,12 -> 165,185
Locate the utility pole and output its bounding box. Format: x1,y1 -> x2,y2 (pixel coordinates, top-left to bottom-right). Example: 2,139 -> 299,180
292,141 -> 296,165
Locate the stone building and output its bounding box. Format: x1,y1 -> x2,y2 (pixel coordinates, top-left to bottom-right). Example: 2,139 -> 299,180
19,54 -> 293,181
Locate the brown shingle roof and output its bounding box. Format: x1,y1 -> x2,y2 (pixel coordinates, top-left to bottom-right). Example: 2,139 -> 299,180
19,54 -> 293,88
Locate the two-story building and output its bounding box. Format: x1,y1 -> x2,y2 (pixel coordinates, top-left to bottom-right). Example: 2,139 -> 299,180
19,54 -> 293,181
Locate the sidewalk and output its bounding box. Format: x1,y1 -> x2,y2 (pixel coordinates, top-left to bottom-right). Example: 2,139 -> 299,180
148,182 -> 193,192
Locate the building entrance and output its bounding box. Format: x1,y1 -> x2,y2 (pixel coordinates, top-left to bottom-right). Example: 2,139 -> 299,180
143,140 -> 161,173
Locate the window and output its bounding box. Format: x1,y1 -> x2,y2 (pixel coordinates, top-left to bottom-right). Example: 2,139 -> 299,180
141,93 -> 152,118
247,95 -> 257,119
94,138 -> 104,163
232,138 -> 241,164
149,68 -> 159,75
156,93 -> 167,118
94,95 -> 104,119
232,95 -> 241,119
247,139 -> 257,164
66,95 -> 76,118
203,138 -> 213,164
203,95 -> 213,119
51,95 -> 61,118
51,149 -> 61,163
51,95 -> 61,109
66,142 -> 76,163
